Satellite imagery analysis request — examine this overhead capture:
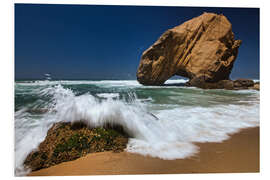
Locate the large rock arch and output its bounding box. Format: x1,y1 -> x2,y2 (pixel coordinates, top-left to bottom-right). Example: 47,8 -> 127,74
136,13 -> 242,86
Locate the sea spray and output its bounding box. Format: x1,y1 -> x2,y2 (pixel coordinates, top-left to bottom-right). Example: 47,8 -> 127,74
15,80 -> 259,175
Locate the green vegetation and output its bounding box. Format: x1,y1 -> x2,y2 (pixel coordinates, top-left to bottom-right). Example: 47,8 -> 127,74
24,122 -> 129,171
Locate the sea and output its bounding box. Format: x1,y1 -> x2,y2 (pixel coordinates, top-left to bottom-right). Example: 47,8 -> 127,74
15,79 -> 260,175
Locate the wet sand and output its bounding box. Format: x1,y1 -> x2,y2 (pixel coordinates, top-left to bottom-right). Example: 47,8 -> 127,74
29,127 -> 259,176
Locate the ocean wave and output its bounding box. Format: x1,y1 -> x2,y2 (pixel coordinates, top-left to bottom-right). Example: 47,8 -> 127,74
15,83 -> 259,175
15,79 -> 189,88
96,93 -> 120,99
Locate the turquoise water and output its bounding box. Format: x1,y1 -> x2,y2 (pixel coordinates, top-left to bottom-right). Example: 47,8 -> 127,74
15,79 -> 258,110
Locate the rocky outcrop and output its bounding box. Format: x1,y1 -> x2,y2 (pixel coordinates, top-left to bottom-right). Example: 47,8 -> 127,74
24,122 -> 129,171
233,79 -> 254,88
137,12 -> 242,86
186,78 -> 259,90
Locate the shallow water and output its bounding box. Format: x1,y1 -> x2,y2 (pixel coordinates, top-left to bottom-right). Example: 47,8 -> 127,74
15,79 -> 259,175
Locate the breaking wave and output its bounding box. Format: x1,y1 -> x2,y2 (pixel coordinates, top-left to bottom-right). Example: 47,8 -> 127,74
15,82 -> 259,175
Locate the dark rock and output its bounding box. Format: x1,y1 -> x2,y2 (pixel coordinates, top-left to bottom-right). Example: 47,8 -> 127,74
186,78 -> 257,90
186,77 -> 234,90
233,78 -> 254,88
217,80 -> 234,90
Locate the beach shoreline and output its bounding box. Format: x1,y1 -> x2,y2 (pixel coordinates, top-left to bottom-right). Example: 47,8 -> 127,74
28,127 -> 259,176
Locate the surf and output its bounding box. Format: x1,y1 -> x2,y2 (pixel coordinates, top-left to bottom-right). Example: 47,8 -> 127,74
14,80 -> 259,175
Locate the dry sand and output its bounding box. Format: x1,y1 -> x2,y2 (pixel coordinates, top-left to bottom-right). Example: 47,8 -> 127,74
29,127 -> 259,176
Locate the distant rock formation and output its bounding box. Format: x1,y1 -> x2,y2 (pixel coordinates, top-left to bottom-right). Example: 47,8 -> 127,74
186,78 -> 259,90
137,12 -> 242,86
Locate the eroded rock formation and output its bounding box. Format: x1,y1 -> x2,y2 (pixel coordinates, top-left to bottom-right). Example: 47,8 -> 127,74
137,12 -> 242,86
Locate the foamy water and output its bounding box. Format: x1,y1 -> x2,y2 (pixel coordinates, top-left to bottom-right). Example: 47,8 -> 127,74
15,79 -> 259,176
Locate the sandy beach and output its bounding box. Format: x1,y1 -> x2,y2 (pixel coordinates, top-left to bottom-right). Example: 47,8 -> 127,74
29,127 -> 259,176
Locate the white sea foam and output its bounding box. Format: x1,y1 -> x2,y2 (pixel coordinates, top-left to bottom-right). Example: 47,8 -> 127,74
16,80 -> 142,87
16,79 -> 259,89
96,93 -> 120,99
15,79 -> 189,88
253,79 -> 260,83
15,83 -> 259,176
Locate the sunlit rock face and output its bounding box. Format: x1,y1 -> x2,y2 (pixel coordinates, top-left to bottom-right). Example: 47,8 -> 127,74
137,12 -> 242,86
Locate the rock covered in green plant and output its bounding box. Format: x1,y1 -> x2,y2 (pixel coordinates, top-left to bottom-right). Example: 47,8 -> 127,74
24,122 -> 129,171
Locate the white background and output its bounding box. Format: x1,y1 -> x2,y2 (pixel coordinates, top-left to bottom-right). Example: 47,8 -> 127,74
0,0 -> 269,179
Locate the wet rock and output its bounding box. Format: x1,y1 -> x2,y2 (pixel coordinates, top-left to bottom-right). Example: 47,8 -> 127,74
233,78 -> 254,89
186,77 -> 234,90
186,78 -> 259,90
24,122 -> 129,171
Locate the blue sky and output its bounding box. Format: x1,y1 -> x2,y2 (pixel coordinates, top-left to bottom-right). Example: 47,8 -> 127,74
15,4 -> 259,80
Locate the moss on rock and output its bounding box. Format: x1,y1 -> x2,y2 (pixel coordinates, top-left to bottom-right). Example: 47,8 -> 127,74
24,122 -> 129,171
